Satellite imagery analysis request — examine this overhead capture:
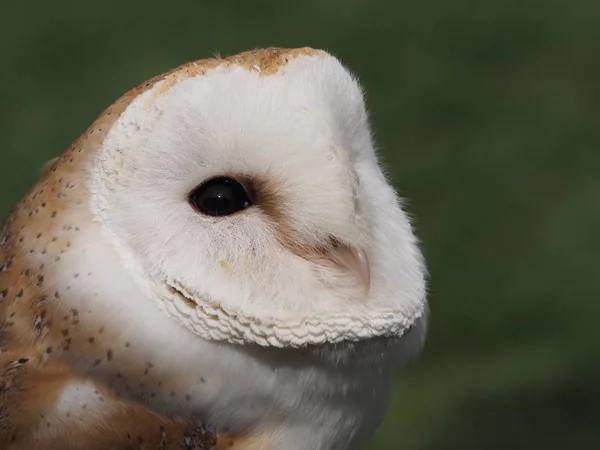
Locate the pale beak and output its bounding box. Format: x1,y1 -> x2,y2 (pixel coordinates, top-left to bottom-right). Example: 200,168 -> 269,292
328,244 -> 371,295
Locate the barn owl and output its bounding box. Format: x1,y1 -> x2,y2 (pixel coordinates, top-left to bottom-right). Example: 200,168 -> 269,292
0,47 -> 427,449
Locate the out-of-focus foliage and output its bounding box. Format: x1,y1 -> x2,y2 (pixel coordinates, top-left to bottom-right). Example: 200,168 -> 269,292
1,1 -> 598,448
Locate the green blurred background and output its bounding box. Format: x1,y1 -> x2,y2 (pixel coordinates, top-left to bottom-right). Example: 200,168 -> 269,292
1,0 -> 598,448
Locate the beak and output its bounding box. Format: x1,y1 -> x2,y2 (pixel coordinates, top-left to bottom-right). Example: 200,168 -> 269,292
328,244 -> 371,295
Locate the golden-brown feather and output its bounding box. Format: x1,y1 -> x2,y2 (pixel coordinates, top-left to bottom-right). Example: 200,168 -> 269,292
0,47 -> 316,450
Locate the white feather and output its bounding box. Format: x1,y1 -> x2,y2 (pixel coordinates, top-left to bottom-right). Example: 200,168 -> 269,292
52,49 -> 432,449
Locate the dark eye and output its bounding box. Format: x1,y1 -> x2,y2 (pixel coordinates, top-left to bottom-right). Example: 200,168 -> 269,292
188,177 -> 252,217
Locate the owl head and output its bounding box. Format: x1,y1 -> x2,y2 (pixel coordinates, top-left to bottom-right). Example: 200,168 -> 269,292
87,47 -> 427,348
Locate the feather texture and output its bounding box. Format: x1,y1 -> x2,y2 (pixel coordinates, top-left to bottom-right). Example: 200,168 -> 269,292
0,47 -> 427,449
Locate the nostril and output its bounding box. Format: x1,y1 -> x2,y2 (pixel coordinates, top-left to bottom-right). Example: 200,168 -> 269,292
329,237 -> 343,249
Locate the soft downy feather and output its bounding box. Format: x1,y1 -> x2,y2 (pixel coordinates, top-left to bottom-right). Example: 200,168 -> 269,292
0,47 -> 427,450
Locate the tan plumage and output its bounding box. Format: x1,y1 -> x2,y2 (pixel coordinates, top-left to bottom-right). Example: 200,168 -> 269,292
0,48 -> 313,449
0,351 -> 216,449
0,47 -> 427,449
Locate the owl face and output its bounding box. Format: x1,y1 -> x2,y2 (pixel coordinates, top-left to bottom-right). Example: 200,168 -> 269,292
91,48 -> 426,347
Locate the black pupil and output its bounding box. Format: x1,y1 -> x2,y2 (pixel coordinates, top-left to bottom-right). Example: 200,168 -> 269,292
189,177 -> 251,217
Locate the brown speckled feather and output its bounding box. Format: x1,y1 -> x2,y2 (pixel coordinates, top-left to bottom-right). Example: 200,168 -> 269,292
0,351 -> 216,449
0,47 -> 314,450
